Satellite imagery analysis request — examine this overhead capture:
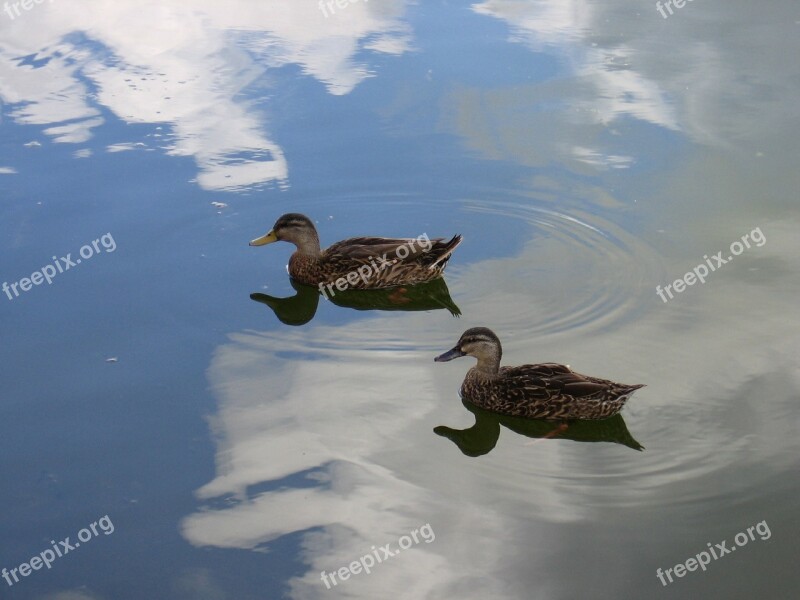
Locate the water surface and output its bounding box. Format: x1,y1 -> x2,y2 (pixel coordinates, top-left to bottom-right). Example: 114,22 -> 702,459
1,1 -> 799,599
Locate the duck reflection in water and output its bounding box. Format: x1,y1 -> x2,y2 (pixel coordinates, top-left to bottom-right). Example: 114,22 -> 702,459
435,398 -> 643,457
250,276 -> 461,326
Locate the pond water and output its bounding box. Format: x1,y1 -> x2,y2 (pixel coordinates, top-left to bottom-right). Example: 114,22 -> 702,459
1,2 -> 798,599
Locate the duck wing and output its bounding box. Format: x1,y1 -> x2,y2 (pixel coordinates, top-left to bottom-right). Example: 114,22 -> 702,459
499,364 -> 609,400
325,237 -> 433,260
319,235 -> 462,288
473,364 -> 643,420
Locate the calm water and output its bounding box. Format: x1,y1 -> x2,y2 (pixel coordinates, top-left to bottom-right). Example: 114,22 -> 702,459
1,2 -> 799,599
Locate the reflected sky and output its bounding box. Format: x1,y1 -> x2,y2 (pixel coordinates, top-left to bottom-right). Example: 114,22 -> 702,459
183,222 -> 799,598
1,1 -> 799,599
0,0 -> 412,190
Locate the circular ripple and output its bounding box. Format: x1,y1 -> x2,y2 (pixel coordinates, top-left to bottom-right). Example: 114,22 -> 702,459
455,197 -> 666,339
283,191 -> 666,344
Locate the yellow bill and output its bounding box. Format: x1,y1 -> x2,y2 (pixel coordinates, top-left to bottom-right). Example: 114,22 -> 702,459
249,230 -> 278,246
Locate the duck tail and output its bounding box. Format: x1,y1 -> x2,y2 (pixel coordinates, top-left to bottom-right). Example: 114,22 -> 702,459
429,234 -> 463,269
618,383 -> 645,400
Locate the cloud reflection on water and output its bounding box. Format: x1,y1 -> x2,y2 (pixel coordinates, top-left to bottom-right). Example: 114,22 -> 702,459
182,324 -> 510,598
0,1 -> 413,191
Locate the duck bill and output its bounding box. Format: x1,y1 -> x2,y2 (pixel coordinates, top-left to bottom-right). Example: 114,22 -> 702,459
434,346 -> 465,362
250,230 -> 278,246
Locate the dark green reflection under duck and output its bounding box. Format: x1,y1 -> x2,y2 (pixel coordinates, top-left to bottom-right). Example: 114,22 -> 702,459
250,276 -> 461,326
434,398 -> 644,457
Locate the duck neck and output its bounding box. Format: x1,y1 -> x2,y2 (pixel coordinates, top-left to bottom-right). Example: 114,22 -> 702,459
292,231 -> 322,258
472,354 -> 501,378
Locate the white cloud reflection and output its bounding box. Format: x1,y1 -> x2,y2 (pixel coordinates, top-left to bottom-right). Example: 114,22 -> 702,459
471,0 -> 800,153
182,324 -> 510,599
473,0 -> 678,132
183,212 -> 800,599
0,1 -> 413,191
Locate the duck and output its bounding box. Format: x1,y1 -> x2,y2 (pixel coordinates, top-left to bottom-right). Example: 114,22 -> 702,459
250,213 -> 462,290
434,327 -> 644,420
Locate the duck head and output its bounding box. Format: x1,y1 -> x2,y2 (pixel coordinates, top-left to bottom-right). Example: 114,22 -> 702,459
435,327 -> 502,373
250,213 -> 321,256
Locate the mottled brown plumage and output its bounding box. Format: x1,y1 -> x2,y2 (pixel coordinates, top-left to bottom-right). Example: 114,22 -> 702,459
435,327 -> 644,420
250,213 -> 462,289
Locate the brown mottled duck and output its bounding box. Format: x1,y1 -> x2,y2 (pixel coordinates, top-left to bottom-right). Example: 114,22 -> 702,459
435,327 -> 644,420
250,213 -> 462,290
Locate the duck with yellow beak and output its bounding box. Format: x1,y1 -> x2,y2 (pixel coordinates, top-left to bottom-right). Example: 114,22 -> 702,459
250,213 -> 462,294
